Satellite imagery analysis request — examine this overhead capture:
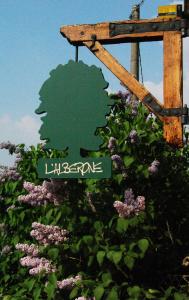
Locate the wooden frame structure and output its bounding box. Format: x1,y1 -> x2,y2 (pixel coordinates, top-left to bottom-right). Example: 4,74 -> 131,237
61,12 -> 189,147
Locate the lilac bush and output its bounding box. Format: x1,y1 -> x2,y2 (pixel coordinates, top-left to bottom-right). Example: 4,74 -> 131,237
1,91 -> 189,299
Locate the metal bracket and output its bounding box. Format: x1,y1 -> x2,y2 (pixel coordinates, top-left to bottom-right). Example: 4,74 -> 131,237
143,94 -> 189,124
90,34 -> 97,49
109,19 -> 189,37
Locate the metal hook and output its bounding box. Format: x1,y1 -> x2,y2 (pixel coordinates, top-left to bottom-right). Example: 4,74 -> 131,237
75,46 -> 79,62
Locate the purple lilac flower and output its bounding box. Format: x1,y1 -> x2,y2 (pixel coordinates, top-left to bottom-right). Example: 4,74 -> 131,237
57,275 -> 81,289
44,179 -> 69,196
129,129 -> 138,144
20,256 -> 42,267
111,154 -> 128,177
0,166 -> 21,182
0,141 -> 16,154
1,245 -> 11,255
117,90 -> 130,101
30,222 -> 69,246
18,181 -> 63,206
114,189 -> 145,218
111,154 -> 123,169
108,137 -> 117,153
135,196 -> 146,214
148,160 -> 160,174
19,256 -> 56,275
124,188 -> 135,204
15,152 -> 22,164
131,100 -> 138,116
16,243 -> 39,256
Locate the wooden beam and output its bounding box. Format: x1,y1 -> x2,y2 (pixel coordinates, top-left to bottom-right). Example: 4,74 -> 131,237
84,40 -> 163,119
61,18 -> 179,45
163,31 -> 183,146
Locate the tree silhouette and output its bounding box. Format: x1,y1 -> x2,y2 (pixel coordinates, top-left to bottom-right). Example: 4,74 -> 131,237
35,60 -> 113,159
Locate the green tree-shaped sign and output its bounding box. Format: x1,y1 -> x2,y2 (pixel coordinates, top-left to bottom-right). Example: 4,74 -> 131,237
36,60 -> 113,178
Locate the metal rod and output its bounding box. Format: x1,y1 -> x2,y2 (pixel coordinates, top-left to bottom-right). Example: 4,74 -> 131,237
75,46 -> 79,62
130,5 -> 140,80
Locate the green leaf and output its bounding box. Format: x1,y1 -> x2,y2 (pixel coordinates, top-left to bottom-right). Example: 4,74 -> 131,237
106,250 -> 114,261
11,182 -> 18,193
124,156 -> 135,167
127,286 -> 141,297
4,274 -> 10,283
115,174 -> 123,184
116,218 -> 128,233
69,287 -> 79,299
94,221 -> 104,232
106,288 -> 119,300
83,235 -> 94,245
94,286 -> 105,300
26,278 -> 36,292
45,283 -> 56,300
174,293 -> 187,300
102,272 -> 112,282
20,211 -> 25,222
46,209 -> 53,221
48,273 -> 57,285
97,251 -> 106,266
55,211 -> 62,222
48,248 -> 59,260
138,239 -> 149,254
88,255 -> 95,267
79,216 -> 88,224
102,272 -> 112,287
112,251 -> 122,265
124,255 -> 135,270
33,287 -> 41,300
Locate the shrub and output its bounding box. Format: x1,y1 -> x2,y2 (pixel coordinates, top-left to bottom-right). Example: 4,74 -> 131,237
0,92 -> 189,299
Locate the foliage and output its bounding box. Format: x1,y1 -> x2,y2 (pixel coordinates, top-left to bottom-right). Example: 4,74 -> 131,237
1,93 -> 189,299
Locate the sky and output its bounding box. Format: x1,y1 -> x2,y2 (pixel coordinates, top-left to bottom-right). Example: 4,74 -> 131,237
0,0 -> 188,165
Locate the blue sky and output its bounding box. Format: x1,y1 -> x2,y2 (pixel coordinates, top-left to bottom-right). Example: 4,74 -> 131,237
0,0 -> 188,165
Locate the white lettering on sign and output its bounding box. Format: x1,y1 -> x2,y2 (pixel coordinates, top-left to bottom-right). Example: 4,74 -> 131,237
45,162 -> 103,176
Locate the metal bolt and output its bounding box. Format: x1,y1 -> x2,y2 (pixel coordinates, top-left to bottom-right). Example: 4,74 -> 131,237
169,23 -> 175,30
110,23 -> 115,30
152,24 -> 158,31
129,25 -> 134,32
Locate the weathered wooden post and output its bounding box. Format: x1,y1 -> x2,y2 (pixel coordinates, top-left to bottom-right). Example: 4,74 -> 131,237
184,0 -> 189,17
